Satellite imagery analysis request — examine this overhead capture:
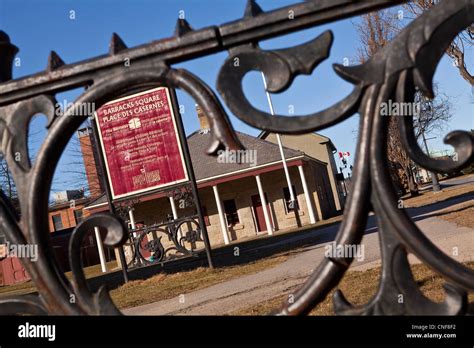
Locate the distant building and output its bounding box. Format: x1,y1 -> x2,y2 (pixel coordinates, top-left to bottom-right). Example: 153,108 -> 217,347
1,191 -> 106,286
258,131 -> 346,213
48,192 -> 90,232
414,152 -> 455,185
46,190 -> 114,274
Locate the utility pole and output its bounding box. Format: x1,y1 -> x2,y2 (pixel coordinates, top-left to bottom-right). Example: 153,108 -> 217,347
261,72 -> 301,228
421,132 -> 441,192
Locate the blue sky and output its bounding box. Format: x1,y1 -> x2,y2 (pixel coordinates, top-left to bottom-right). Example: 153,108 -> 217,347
1,0 -> 472,192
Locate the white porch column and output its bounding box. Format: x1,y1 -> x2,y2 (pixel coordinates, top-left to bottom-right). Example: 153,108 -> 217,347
169,196 -> 182,240
125,208 -> 137,265
255,174 -> 273,235
169,196 -> 178,220
212,185 -> 230,245
94,227 -> 108,273
128,209 -> 136,230
298,164 -> 316,224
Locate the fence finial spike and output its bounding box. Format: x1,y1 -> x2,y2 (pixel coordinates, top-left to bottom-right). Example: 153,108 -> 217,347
47,51 -> 65,71
244,0 -> 263,18
0,31 -> 18,82
109,33 -> 128,55
174,18 -> 193,37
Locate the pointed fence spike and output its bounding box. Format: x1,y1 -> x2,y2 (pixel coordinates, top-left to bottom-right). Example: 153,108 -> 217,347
0,30 -> 19,82
174,18 -> 193,37
47,51 -> 65,71
109,32 -> 127,55
244,0 -> 263,18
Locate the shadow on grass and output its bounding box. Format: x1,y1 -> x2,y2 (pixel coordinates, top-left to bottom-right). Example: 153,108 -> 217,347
5,191 -> 473,298
86,191 -> 474,292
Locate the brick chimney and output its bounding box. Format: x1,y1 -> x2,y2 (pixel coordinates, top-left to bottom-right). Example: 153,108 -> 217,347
78,127 -> 104,198
196,104 -> 209,129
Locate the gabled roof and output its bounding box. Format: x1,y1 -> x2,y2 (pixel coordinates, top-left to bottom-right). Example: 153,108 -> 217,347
258,130 -> 337,153
188,130 -> 303,181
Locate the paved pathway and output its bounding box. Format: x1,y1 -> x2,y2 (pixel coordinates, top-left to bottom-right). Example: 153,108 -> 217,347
125,198 -> 474,315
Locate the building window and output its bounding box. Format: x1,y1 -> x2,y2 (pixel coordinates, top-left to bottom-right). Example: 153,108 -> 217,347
52,214 -> 64,231
283,185 -> 299,213
74,209 -> 84,224
223,199 -> 239,226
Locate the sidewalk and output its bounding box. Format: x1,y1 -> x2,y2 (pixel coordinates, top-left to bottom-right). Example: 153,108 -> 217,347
124,201 -> 474,315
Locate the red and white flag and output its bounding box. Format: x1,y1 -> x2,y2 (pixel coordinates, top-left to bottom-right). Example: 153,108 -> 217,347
338,151 -> 350,159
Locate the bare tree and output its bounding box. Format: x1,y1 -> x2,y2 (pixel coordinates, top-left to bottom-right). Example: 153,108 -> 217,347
0,156 -> 16,200
387,84 -> 452,195
403,1 -> 473,85
354,9 -> 454,196
354,10 -> 416,194
0,121 -> 98,202
0,120 -> 43,203
355,10 -> 400,64
52,119 -> 104,198
413,85 -> 453,140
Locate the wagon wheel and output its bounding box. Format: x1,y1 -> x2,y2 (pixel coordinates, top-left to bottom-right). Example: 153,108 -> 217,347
136,229 -> 166,264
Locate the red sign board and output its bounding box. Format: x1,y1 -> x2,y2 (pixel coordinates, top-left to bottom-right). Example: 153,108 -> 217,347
95,87 -> 188,199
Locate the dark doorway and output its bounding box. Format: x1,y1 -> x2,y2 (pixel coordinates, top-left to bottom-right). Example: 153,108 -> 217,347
251,194 -> 272,232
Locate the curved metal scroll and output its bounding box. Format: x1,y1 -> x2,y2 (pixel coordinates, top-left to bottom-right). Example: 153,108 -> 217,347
216,0 -> 474,315
125,216 -> 203,266
0,0 -> 472,316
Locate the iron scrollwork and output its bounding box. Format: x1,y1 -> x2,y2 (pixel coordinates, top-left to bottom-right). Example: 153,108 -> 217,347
0,0 -> 472,316
125,216 -> 203,267
166,185 -> 194,209
217,0 -> 474,315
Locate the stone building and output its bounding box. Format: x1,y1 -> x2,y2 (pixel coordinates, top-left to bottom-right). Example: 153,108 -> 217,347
83,108 -> 344,247
259,131 -> 346,212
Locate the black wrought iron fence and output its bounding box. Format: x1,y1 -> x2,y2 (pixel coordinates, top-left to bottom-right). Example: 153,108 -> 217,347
124,215 -> 203,267
0,0 -> 473,315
